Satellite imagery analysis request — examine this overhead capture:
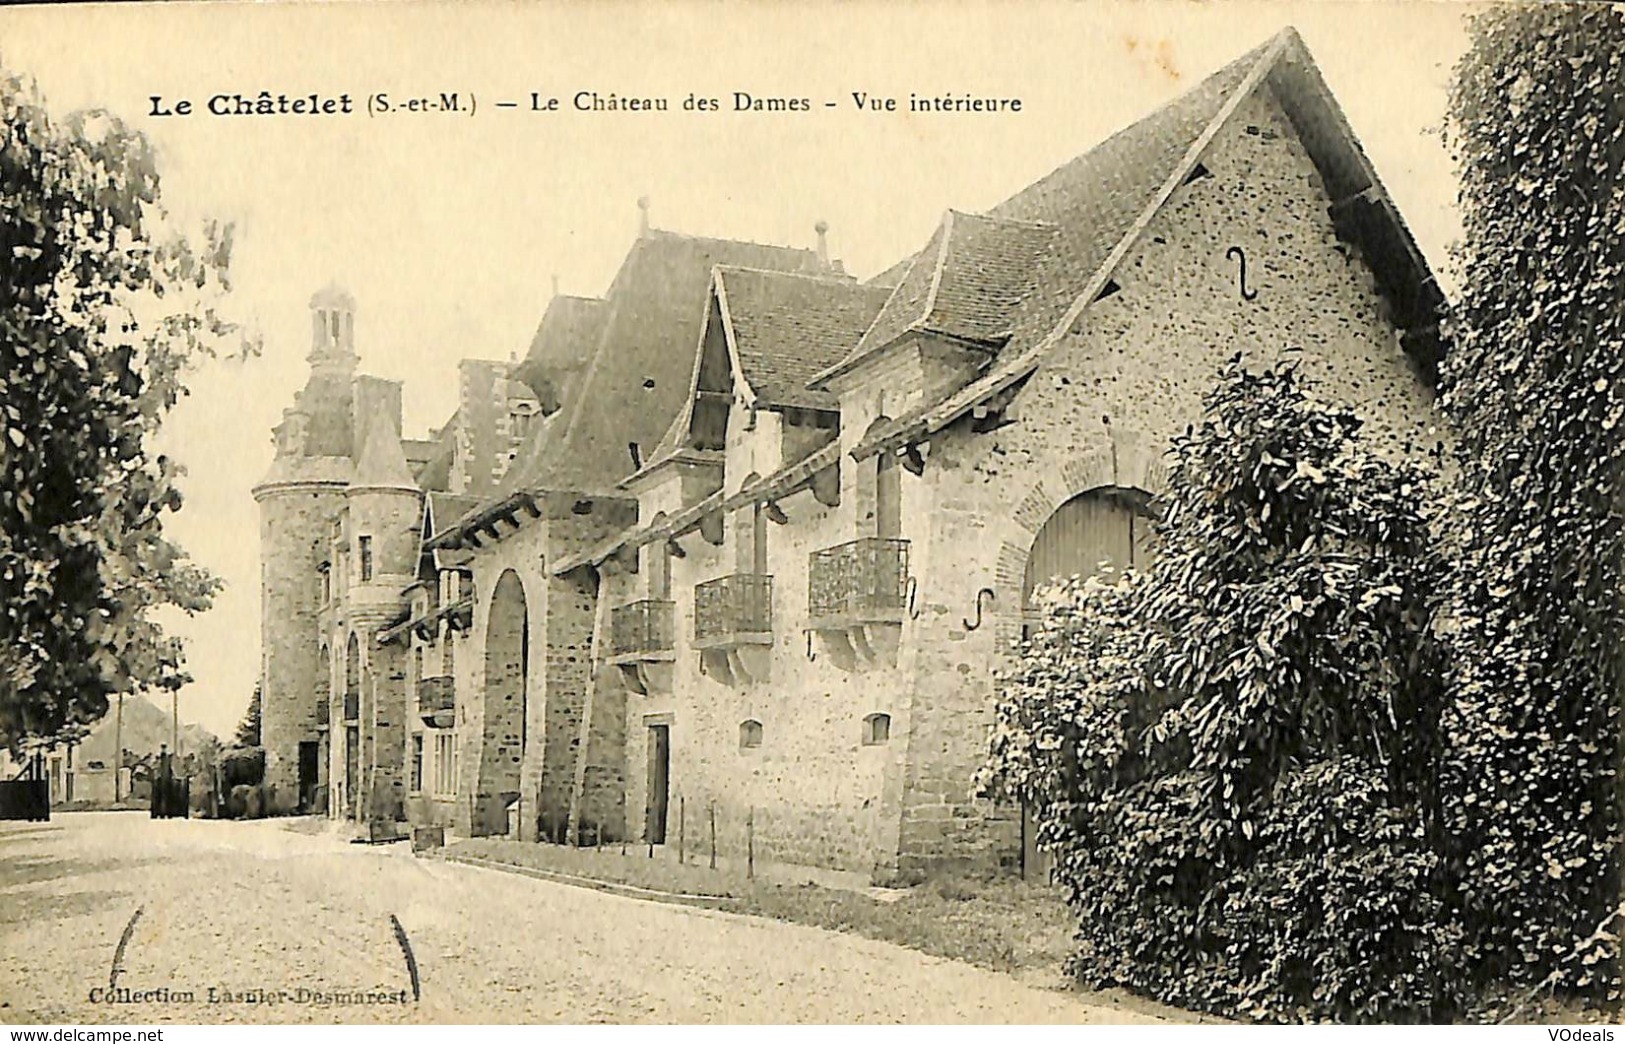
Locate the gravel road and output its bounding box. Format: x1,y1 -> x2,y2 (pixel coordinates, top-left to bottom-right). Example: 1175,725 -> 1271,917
0,813 -> 1162,1024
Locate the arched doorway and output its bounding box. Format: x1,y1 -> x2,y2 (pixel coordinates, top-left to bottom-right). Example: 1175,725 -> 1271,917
1019,485 -> 1157,879
1022,486 -> 1156,625
476,570 -> 528,836
344,634 -> 360,819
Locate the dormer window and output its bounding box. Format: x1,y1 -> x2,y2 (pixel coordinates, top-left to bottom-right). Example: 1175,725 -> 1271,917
511,402 -> 539,442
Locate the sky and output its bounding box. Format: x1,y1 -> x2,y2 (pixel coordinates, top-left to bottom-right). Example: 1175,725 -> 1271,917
0,0 -> 1475,738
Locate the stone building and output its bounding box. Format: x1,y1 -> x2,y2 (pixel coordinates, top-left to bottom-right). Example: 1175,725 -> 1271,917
259,29 -> 1446,879
253,284 -> 544,817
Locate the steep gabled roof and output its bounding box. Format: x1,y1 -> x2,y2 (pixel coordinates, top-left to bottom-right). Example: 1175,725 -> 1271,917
814,210 -> 1059,386
425,492 -> 479,569
511,294 -> 607,412
851,27 -> 1445,462
351,403 -> 417,491
504,229 -> 823,495
413,412 -> 458,493
717,267 -> 893,411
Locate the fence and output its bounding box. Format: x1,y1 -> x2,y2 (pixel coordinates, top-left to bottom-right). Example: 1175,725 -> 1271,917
0,780 -> 49,821
151,752 -> 189,819
151,777 -> 189,819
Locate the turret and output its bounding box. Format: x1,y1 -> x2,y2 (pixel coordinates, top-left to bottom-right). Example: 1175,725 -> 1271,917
252,286 -> 361,813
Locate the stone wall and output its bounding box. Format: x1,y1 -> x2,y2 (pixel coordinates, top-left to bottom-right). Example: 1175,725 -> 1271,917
618,455 -> 911,877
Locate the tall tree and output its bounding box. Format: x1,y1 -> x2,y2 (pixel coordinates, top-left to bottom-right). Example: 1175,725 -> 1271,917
0,67 -> 239,747
1438,3 -> 1625,1001
234,681 -> 261,748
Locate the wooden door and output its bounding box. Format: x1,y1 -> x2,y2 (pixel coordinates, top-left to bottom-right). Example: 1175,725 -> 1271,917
297,741 -> 319,812
646,724 -> 670,845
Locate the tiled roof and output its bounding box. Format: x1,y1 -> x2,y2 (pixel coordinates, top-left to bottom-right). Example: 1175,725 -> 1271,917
850,29 -> 1445,462
352,403 -> 417,490
842,38 -> 1272,462
980,39 -> 1270,368
505,230 -> 823,495
426,492 -> 480,568
926,212 -> 1059,345
818,211 -> 1060,386
511,294 -> 607,412
836,221 -> 945,373
413,410 -> 459,493
716,267 -> 893,411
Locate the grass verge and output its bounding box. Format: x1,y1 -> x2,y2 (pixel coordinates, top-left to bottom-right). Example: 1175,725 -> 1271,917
442,836 -> 1198,1022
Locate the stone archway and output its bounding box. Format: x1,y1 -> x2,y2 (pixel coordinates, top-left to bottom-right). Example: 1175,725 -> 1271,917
1022,486 -> 1157,624
475,569 -> 528,837
990,429 -> 1170,649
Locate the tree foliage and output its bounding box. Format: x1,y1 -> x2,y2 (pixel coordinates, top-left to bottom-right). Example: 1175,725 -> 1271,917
982,359 -> 1461,1021
234,682 -> 261,748
0,67 -> 239,746
1437,3 -> 1625,1001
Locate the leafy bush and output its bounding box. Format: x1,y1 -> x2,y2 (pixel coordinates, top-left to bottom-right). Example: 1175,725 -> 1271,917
219,745 -> 264,791
982,358 -> 1461,1021
1437,3 -> 1625,1003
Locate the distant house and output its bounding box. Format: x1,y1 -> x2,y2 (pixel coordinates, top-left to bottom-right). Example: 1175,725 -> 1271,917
29,698 -> 217,808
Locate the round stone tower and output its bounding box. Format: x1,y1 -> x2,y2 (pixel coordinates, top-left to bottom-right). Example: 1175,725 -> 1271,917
252,285 -> 358,813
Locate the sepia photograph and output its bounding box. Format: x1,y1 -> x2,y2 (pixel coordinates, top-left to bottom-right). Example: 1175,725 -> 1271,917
0,0 -> 1622,1027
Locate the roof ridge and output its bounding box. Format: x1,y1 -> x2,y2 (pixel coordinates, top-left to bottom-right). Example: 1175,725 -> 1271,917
990,34 -> 1277,220
644,226 -> 820,256
712,264 -> 868,285
947,207 -> 1058,230
910,210 -> 956,339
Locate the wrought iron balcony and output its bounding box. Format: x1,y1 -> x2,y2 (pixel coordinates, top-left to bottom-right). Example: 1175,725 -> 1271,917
316,698 -> 330,730
417,674 -> 454,727
343,692 -> 359,722
694,574 -> 773,649
808,538 -> 910,627
610,600 -> 675,662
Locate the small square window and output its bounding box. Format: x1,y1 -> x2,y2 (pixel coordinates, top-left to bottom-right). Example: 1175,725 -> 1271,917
862,713 -> 891,746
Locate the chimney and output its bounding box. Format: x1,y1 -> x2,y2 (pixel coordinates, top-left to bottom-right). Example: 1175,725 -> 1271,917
551,273 -> 560,297
637,196 -> 651,236
815,220 -> 830,268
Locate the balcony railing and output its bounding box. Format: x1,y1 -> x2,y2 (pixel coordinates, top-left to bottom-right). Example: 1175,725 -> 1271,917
808,538 -> 910,624
417,674 -> 454,726
316,698 -> 330,729
694,574 -> 773,647
611,600 -> 675,660
343,691 -> 359,722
